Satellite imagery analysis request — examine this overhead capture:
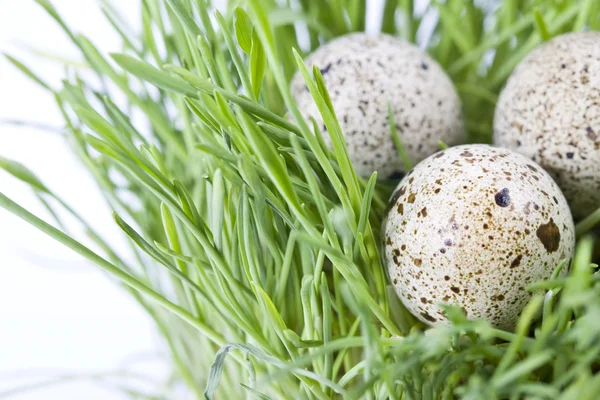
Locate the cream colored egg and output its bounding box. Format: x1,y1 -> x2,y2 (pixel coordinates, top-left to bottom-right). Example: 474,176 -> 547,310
494,32 -> 600,219
384,145 -> 575,330
291,33 -> 465,179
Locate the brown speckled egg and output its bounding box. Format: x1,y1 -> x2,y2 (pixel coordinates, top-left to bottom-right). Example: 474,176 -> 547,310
384,145 -> 575,330
291,33 -> 465,179
494,32 -> 600,219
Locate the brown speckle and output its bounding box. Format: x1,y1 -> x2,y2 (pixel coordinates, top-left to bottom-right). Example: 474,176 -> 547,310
536,218 -> 561,253
408,193 -> 416,203
510,255 -> 523,268
421,312 -> 437,322
397,203 -> 404,215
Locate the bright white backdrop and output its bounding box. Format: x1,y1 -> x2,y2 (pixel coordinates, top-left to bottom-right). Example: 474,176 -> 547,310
0,0 -> 396,399
0,1 -> 166,399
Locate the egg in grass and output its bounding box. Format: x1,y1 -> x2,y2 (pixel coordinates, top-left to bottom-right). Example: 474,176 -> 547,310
291,32 -> 465,179
383,145 -> 575,330
494,32 -> 600,219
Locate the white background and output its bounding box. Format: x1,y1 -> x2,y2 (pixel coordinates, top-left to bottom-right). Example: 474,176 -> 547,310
0,0 -> 394,399
0,1 -> 166,399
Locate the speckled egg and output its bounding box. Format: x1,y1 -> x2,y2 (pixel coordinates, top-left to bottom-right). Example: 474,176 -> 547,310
494,32 -> 600,219
291,33 -> 465,179
384,145 -> 575,330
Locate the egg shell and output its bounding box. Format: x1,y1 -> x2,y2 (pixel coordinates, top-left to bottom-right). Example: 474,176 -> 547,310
494,32 -> 600,219
383,144 -> 575,330
291,33 -> 464,179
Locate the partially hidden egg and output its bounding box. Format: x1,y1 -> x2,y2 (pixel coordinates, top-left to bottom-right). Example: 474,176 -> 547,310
384,145 -> 575,330
494,32 -> 600,219
291,33 -> 465,179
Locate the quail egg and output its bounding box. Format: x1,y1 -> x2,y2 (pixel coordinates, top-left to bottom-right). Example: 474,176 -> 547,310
384,145 -> 575,330
291,33 -> 465,179
494,32 -> 600,219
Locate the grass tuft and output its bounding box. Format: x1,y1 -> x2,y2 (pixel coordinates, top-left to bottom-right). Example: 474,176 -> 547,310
1,0 -> 600,398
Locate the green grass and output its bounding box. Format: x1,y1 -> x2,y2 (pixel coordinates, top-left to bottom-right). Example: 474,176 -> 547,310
1,0 -> 600,398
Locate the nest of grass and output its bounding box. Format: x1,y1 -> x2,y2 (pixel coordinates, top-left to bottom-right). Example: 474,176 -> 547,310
2,0 -> 600,398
